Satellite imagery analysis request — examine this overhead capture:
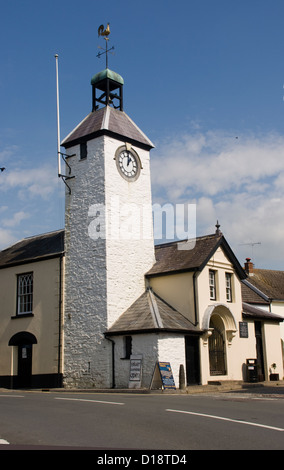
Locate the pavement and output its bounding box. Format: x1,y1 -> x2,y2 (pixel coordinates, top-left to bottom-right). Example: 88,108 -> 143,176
52,379 -> 284,395
184,379 -> 284,395
1,380 -> 284,395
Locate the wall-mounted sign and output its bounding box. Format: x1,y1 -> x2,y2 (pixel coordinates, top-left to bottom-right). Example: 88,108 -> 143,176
239,321 -> 248,338
129,354 -> 142,389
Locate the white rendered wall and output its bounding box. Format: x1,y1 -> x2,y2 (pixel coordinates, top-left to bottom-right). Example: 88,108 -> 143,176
104,135 -> 155,328
63,134 -> 155,388
112,334 -> 185,389
63,136 -> 110,388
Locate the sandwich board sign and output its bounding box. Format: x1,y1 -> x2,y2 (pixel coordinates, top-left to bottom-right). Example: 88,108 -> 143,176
150,362 -> 176,390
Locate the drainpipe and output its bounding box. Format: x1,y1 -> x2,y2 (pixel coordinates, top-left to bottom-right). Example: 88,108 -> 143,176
105,336 -> 115,389
57,254 -> 63,387
193,271 -> 199,326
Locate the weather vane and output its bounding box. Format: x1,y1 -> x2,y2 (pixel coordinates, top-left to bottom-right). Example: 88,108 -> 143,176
97,23 -> 114,69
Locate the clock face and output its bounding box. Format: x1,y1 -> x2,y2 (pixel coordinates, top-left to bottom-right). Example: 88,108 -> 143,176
116,147 -> 141,181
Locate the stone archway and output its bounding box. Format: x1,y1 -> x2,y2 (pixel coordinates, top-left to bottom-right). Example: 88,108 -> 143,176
202,303 -> 237,346
208,314 -> 226,375
201,304 -> 238,377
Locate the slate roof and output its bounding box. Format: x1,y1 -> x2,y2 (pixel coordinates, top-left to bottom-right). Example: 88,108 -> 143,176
242,302 -> 283,322
146,234 -> 246,279
243,269 -> 284,302
0,229 -> 64,269
241,280 -> 270,305
106,289 -> 201,335
61,106 -> 154,150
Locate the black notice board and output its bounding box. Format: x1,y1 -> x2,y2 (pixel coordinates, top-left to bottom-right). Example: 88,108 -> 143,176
239,321 -> 248,338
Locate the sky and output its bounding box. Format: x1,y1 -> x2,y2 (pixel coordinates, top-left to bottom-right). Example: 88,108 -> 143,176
0,0 -> 284,269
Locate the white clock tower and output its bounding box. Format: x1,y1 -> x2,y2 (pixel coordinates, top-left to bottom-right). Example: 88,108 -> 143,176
61,65 -> 155,388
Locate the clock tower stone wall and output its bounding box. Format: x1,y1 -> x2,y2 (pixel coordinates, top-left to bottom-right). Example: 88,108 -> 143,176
63,128 -> 155,388
63,135 -> 109,388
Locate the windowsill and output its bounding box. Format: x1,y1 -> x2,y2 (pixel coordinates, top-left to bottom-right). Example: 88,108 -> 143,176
11,313 -> 34,319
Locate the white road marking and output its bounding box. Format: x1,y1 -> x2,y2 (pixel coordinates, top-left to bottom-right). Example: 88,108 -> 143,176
166,409 -> 284,432
0,439 -> 10,445
55,397 -> 125,406
0,395 -> 25,398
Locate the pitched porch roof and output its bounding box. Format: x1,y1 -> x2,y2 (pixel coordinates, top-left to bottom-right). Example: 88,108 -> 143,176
106,289 -> 202,336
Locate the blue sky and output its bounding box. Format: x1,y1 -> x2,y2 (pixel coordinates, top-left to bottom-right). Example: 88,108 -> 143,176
1,0 -> 284,269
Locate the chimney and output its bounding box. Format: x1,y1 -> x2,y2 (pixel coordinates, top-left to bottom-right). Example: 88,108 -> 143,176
244,257 -> 254,275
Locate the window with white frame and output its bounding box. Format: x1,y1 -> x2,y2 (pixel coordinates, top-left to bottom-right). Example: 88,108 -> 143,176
225,272 -> 232,302
209,270 -> 216,300
17,273 -> 33,315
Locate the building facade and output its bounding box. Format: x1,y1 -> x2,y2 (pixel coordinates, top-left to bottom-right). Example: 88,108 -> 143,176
0,64 -> 283,389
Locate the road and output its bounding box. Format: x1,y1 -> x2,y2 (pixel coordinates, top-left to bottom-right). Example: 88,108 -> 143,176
0,387 -> 283,453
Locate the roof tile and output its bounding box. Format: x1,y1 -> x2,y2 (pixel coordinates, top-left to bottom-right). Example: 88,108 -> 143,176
62,106 -> 154,149
0,230 -> 64,268
244,269 -> 284,301
106,289 -> 201,335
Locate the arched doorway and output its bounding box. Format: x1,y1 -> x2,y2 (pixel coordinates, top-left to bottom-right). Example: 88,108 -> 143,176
208,315 -> 226,376
202,304 -> 237,378
9,332 -> 37,388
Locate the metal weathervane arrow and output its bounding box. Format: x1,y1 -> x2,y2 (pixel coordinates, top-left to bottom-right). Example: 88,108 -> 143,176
97,23 -> 114,68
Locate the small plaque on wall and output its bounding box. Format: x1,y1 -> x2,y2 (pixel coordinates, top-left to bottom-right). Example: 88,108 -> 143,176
129,355 -> 142,389
239,321 -> 248,338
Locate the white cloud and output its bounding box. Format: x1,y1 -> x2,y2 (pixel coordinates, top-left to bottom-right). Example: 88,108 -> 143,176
152,131 -> 284,198
0,228 -> 17,249
151,129 -> 284,269
0,145 -> 18,163
1,165 -> 57,200
2,211 -> 30,228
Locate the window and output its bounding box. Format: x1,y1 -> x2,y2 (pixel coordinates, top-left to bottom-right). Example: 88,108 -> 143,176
17,273 -> 33,315
80,142 -> 87,160
225,273 -> 232,302
124,336 -> 132,359
209,270 -> 216,300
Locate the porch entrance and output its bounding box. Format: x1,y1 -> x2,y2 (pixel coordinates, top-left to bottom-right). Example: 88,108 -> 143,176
17,344 -> 32,388
209,315 -> 226,375
9,332 -> 37,388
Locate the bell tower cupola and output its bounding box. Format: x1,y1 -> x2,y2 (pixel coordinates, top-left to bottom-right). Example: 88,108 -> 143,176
91,68 -> 124,111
